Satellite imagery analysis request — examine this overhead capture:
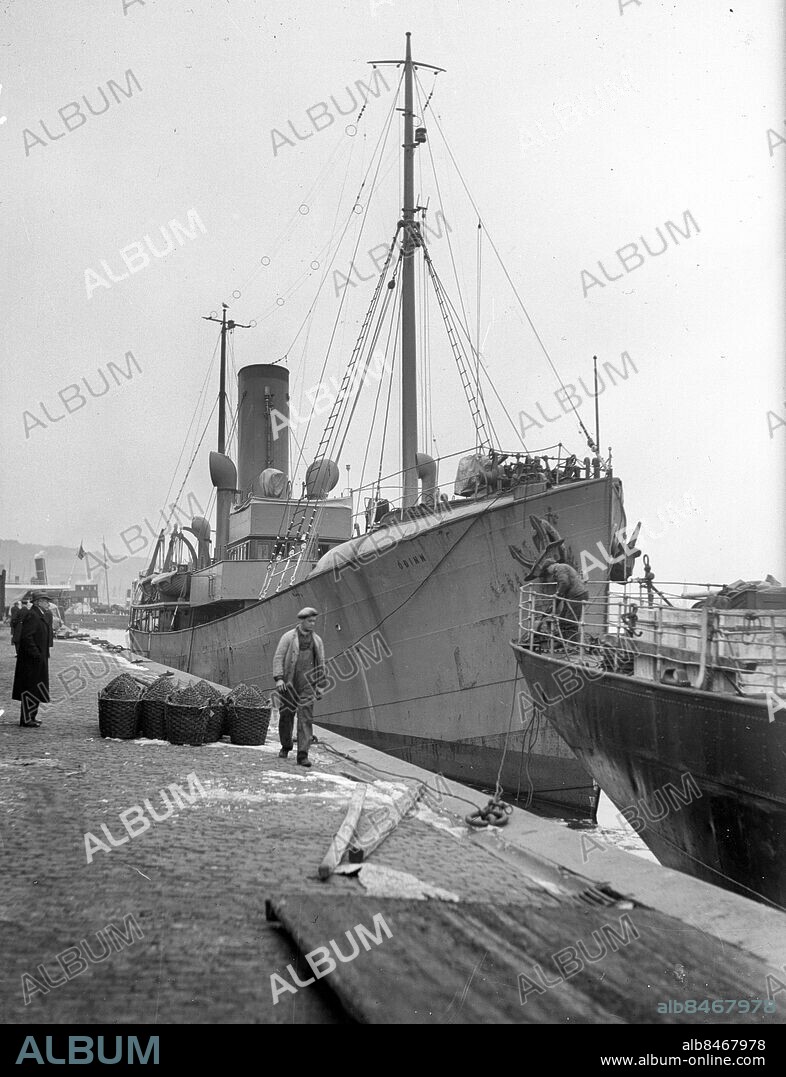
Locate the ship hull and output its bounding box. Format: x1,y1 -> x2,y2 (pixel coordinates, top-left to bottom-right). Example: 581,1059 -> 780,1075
511,644 -> 786,908
130,476 -> 622,815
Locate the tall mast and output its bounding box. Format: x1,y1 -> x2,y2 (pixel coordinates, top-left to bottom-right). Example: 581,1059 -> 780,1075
401,32 -> 418,509
204,303 -> 251,454
218,304 -> 228,453
102,535 -> 110,605
366,37 -> 444,510
203,304 -> 251,561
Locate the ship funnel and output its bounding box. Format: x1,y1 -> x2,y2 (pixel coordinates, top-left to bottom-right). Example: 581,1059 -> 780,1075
33,552 -> 47,585
416,452 -> 437,509
237,364 -> 290,498
305,459 -> 339,499
209,451 -> 238,563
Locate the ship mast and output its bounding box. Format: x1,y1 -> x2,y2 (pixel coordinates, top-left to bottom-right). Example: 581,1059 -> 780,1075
401,33 -> 418,509
203,304 -> 250,559
368,34 -> 444,510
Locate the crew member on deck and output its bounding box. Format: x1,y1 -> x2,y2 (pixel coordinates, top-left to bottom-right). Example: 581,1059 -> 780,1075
541,559 -> 589,643
273,607 -> 327,768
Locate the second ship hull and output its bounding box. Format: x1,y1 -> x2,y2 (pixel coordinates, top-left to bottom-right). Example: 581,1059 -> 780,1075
131,476 -> 624,815
511,645 -> 786,908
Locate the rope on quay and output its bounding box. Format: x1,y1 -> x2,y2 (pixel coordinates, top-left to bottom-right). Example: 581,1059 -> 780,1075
464,664 -> 520,828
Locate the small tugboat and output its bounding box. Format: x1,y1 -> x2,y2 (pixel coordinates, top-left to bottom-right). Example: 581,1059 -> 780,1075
511,568 -> 786,908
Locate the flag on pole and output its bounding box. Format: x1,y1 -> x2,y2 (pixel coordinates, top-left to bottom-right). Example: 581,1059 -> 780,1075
77,543 -> 86,560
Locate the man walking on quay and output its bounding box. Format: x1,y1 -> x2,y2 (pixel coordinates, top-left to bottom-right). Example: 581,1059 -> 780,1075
273,607 -> 327,768
541,559 -> 589,644
12,591 -> 54,728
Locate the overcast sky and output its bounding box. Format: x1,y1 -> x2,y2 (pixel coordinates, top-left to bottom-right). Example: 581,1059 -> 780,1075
1,0 -> 783,586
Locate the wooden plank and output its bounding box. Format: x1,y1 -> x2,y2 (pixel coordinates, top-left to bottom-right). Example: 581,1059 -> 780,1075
318,785 -> 367,880
348,783 -> 424,862
266,894 -> 785,1025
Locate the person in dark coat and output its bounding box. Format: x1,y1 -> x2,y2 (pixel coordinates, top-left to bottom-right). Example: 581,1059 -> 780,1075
12,592 -> 54,728
10,600 -> 29,652
10,602 -> 22,649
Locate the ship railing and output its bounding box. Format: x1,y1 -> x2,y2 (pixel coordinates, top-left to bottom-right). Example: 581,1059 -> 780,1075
347,442 -> 604,533
518,584 -> 786,697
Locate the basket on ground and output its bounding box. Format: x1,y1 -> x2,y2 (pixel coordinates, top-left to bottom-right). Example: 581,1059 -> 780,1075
140,675 -> 180,739
98,674 -> 144,739
194,679 -> 227,743
165,685 -> 209,747
227,683 -> 271,746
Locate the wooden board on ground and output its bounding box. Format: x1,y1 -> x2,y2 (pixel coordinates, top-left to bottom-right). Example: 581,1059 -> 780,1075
265,894 -> 785,1025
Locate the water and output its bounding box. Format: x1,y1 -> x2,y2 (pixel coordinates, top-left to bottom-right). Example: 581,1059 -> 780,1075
76,627 -> 653,860
82,628 -> 130,647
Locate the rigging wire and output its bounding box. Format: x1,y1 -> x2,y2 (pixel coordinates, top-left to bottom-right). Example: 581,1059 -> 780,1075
161,330 -> 221,516
422,253 -> 531,453
376,294 -> 400,495
170,398 -> 218,520
287,82 -> 403,487
357,274 -> 402,511
332,248 -> 403,463
423,94 -> 598,453
475,220 -> 482,454
273,137 -> 361,366
414,71 -> 474,353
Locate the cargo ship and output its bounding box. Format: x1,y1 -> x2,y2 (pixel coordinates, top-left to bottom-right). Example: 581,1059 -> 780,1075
129,34 -> 637,814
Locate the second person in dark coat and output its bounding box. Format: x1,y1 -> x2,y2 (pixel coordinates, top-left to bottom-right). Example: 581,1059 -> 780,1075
12,592 -> 54,728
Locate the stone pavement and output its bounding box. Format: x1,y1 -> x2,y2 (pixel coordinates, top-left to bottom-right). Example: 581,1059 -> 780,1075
0,631 -> 560,1025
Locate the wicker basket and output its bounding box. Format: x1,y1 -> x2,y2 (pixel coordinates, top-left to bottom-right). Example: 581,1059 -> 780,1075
228,703 -> 271,746
193,680 -> 226,743
139,675 -> 180,739
98,696 -> 141,740
139,699 -> 167,740
203,700 -> 226,743
165,700 -> 209,746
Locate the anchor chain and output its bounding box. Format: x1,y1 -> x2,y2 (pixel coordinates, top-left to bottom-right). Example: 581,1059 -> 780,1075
465,792 -> 513,828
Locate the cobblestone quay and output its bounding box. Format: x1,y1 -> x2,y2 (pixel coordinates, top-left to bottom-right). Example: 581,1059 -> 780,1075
0,631 -> 542,1024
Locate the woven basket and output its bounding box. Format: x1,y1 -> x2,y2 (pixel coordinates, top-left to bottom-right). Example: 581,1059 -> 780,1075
203,700 -> 226,743
221,706 -> 232,738
98,696 -> 140,740
139,698 -> 167,740
228,703 -> 271,746
193,680 -> 226,743
139,675 -> 180,739
165,700 -> 209,746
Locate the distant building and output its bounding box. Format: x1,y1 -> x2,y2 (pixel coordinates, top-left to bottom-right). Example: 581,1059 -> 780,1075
74,582 -> 99,611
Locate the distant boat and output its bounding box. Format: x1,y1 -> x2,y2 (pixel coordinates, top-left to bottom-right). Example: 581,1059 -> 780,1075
129,34 -> 639,816
511,577 -> 786,907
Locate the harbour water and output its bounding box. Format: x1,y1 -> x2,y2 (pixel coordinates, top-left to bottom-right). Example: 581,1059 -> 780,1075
79,627 -> 654,863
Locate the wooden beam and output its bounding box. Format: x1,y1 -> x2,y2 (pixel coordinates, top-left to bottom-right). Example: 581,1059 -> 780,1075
348,783 -> 424,862
318,785 -> 367,880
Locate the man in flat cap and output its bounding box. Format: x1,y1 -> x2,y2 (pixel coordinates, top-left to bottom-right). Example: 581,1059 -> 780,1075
273,607 -> 327,767
12,591 -> 54,728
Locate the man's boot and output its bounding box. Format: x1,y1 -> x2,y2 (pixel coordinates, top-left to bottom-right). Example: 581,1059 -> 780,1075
278,748 -> 289,759
297,754 -> 312,768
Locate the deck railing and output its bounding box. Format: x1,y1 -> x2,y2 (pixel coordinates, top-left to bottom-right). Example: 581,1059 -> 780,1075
517,583 -> 786,698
